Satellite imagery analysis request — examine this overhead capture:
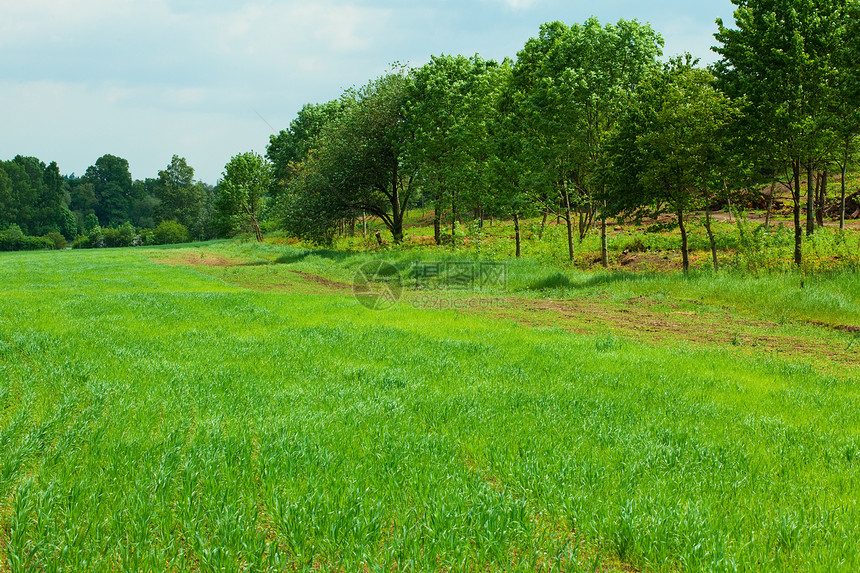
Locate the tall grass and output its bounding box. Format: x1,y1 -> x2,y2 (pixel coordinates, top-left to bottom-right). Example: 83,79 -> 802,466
1,248 -> 859,571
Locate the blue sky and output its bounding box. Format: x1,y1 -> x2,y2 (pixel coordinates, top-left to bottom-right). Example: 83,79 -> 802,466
0,0 -> 738,184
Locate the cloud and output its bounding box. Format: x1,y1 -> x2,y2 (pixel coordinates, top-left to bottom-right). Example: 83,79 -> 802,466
0,0 -> 739,184
489,0 -> 540,9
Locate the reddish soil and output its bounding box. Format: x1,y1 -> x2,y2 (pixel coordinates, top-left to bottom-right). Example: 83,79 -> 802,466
151,252 -> 247,267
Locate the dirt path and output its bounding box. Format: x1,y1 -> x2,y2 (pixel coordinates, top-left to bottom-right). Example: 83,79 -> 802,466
475,295 -> 859,374
149,251 -> 859,376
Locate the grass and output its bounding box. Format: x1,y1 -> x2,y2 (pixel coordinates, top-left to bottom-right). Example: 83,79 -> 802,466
1,242 -> 860,571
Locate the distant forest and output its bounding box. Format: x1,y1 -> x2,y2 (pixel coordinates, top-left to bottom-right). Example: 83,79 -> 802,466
0,154 -> 219,250
2,0 -> 858,272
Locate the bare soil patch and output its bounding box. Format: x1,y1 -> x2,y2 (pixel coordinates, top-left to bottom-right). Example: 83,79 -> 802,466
494,295 -> 858,373
150,252 -> 248,267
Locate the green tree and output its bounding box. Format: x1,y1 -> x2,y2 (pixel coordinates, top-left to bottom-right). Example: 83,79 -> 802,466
714,0 -> 848,264
608,58 -> 739,273
215,152 -> 272,242
833,0 -> 860,229
289,71 -> 414,244
2,157 -> 45,234
40,161 -> 67,235
154,155 -> 203,234
486,60 -> 537,258
267,101 -> 343,193
83,154 -> 133,226
513,19 -> 663,261
406,55 -> 502,246
152,220 -> 189,245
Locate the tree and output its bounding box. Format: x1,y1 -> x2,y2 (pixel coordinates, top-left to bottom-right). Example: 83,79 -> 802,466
215,152 -> 272,242
405,55 -> 501,245
608,58 -> 739,274
267,101 -> 343,193
513,19 -> 663,261
83,154 -> 133,226
154,155 -> 204,235
486,60 -> 538,258
714,0 -> 848,265
288,71 -> 415,244
40,161 -> 67,235
833,1 -> 860,229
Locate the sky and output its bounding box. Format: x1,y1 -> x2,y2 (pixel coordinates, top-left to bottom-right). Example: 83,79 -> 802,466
0,0 -> 738,185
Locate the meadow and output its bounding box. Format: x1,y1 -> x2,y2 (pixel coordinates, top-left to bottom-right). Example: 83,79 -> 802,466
1,226 -> 859,571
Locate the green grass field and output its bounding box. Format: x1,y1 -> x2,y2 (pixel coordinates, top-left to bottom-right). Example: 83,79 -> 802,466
1,240 -> 859,572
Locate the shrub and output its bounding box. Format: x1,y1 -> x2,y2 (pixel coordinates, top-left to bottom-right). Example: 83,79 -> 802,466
102,222 -> 136,248
0,225 -> 52,251
623,237 -> 648,253
87,225 -> 105,249
152,220 -> 189,245
43,231 -> 67,250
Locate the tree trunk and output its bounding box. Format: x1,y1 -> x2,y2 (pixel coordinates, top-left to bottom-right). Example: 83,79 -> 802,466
433,207 -> 441,245
514,213 -> 521,258
540,208 -> 548,239
793,160 -> 803,266
600,215 -> 608,268
243,202 -> 264,242
451,190 -> 457,248
678,207 -> 689,274
841,160 -> 847,231
578,206 -> 594,242
362,210 -> 367,238
390,169 -> 403,244
727,192 -> 733,223
563,189 -> 574,261
816,169 -> 826,228
806,162 -> 815,236
704,204 -> 718,271
765,177 -> 776,229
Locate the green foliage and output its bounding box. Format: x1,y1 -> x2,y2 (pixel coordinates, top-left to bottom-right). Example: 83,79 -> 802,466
215,152 -> 273,242
101,222 -> 137,248
152,219 -> 189,245
0,224 -> 52,251
284,71 -> 414,244
154,155 -> 204,235
406,55 -> 502,239
267,100 -> 343,192
43,231 -> 67,250
83,154 -> 134,227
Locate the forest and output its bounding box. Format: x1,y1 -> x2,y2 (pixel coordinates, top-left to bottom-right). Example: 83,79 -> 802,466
2,0 -> 859,273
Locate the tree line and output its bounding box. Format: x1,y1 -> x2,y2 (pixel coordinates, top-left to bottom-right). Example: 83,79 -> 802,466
267,0 -> 859,271
0,151 -> 274,251
2,0 -> 857,269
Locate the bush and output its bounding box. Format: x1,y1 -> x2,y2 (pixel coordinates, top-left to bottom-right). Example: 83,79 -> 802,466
102,223 -> 136,248
152,220 -> 189,245
623,236 -> 648,253
87,225 -> 105,249
43,231 -> 67,250
0,225 -> 53,251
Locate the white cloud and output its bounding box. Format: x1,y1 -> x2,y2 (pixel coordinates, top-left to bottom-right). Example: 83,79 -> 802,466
495,0 -> 540,9
0,0 -> 739,184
